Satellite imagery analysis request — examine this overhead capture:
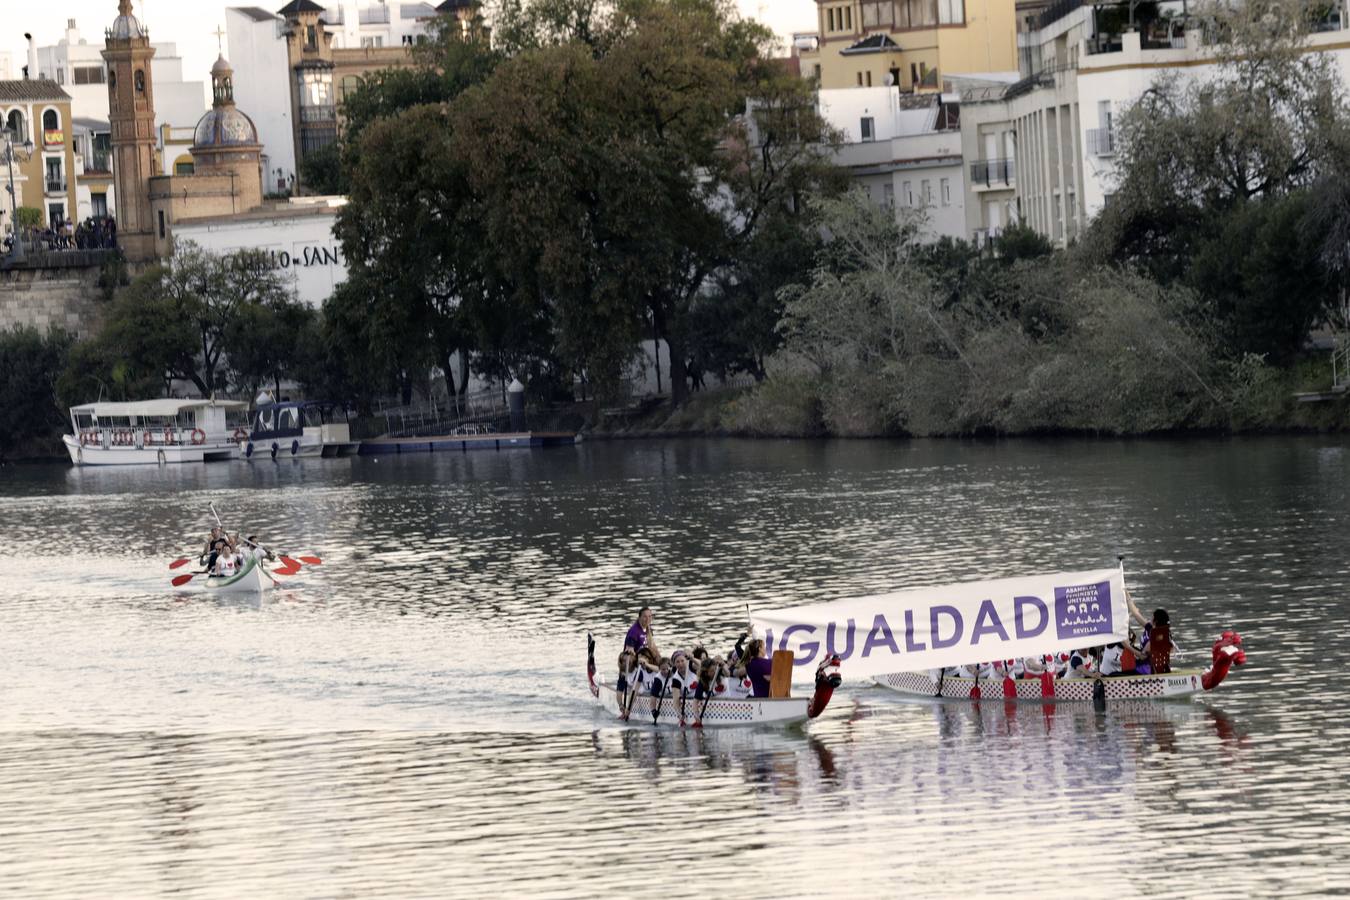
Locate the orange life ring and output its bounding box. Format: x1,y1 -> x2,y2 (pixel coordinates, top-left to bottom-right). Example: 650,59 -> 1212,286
143,429 -> 154,446
191,428 -> 206,446
232,427 -> 248,443
164,426 -> 175,445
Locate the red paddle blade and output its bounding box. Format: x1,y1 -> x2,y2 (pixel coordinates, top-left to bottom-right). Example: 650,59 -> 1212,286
171,573 -> 195,587
274,563 -> 301,576
298,556 -> 322,565
279,556 -> 302,569
169,558 -> 191,569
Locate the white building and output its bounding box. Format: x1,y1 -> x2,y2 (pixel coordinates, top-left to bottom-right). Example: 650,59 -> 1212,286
173,198 -> 349,307
32,19 -> 207,221
957,0 -> 1350,246
0,52 -> 13,80
817,86 -> 970,241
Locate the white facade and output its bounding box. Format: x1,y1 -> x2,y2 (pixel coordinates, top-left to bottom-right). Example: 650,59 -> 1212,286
326,1 -> 441,49
226,7 -> 297,193
172,200 -> 349,308
0,52 -> 13,81
816,87 -> 969,241
958,3 -> 1350,245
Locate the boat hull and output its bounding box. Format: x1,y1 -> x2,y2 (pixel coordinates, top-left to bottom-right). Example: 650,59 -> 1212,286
594,681 -> 812,728
875,669 -> 1210,702
236,435 -> 360,461
198,557 -> 275,594
64,435 -> 236,466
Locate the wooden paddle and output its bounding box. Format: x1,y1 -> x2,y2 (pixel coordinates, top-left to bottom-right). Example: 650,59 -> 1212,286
769,650 -> 794,699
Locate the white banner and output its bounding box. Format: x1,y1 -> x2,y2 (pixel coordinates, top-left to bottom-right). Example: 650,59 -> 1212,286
751,568 -> 1128,679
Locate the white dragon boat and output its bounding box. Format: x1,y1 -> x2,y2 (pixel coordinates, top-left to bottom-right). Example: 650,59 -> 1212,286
195,556 -> 278,594
874,645 -> 1244,703
586,635 -> 842,728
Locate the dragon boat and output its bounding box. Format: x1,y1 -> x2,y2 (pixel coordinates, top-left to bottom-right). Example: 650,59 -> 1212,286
196,556 -> 278,594
874,632 -> 1247,703
586,635 -> 842,728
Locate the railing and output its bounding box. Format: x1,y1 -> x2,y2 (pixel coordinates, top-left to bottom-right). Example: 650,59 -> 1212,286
378,391 -> 511,438
86,152 -> 111,174
1035,0 -> 1086,31
970,158 -> 1015,186
1334,342 -> 1350,391
45,178 -> 66,193
1087,127 -> 1116,156
300,105 -> 337,124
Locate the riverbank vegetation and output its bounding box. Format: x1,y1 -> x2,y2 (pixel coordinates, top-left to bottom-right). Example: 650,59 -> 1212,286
7,0 -> 1347,459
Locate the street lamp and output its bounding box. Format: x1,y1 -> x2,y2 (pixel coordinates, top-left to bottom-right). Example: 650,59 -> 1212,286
3,128 -> 35,264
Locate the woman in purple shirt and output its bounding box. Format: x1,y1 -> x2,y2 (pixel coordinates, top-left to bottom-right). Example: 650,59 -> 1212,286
738,638 -> 773,697
624,607 -> 658,658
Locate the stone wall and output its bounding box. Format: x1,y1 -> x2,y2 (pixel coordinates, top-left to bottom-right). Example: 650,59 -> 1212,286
0,265 -> 106,337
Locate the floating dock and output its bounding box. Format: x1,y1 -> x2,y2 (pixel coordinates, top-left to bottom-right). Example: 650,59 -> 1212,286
359,432 -> 579,454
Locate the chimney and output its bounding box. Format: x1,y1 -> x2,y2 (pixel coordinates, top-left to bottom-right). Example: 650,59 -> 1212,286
25,32 -> 37,81
66,20 -> 79,47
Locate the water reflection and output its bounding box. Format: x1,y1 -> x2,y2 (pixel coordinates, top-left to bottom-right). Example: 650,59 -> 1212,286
1,438 -> 1347,895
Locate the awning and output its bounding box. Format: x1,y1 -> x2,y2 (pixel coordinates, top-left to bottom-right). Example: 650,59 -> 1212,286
71,399 -> 249,418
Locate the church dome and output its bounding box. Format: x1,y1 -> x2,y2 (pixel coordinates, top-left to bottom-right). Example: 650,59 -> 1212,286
110,1 -> 146,39
193,106 -> 259,148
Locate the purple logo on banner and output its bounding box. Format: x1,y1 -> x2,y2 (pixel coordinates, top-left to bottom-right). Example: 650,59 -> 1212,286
1054,580 -> 1112,640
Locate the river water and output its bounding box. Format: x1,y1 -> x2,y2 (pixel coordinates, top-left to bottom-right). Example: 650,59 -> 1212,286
0,437 -> 1346,897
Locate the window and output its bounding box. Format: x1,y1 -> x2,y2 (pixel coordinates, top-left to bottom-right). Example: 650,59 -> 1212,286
108,69 -> 116,91
175,160 -> 195,175
860,116 -> 875,141
42,109 -> 58,131
134,69 -> 145,92
306,25 -> 318,49
940,177 -> 951,205
828,8 -> 835,30
866,70 -> 873,86
883,183 -> 895,208
91,193 -> 108,218
938,0 -> 965,25
360,36 -> 383,48
903,181 -> 913,206
813,63 -> 822,80
856,72 -> 863,86
922,179 -> 932,205
5,110 -> 25,142
339,75 -> 361,103
299,69 -> 333,107
845,6 -> 853,28
48,203 -> 65,226
158,209 -> 165,239
56,68 -> 65,84
74,66 -> 105,85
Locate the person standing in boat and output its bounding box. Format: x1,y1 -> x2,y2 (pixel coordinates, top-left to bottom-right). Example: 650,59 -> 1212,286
624,607 -> 659,659
243,536 -> 275,563
735,638 -> 773,698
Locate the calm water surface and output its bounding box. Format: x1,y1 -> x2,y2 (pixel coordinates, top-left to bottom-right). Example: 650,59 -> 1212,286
1,438 -> 1347,897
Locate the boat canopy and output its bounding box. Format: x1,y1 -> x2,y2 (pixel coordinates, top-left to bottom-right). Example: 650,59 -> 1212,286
750,567 -> 1129,679
70,400 -> 248,419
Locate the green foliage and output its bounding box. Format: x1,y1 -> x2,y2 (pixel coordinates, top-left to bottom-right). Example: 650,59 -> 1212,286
723,374 -> 825,436
60,243 -> 306,401
298,141 -> 345,196
0,326 -> 71,459
14,207 -> 41,229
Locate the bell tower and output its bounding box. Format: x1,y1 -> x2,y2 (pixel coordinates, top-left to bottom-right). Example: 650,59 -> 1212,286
102,0 -> 158,262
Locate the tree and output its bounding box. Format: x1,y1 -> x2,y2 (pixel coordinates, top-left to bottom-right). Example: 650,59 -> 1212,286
225,293 -> 317,398
0,326 -> 71,459
60,243 -> 301,399
298,141 -> 345,195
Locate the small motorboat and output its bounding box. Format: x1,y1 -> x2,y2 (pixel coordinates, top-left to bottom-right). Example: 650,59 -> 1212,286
237,400 -> 359,460
586,635 -> 841,728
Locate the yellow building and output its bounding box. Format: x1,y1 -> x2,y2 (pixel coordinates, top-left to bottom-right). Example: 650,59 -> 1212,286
799,0 -> 1018,91
0,80 -> 81,232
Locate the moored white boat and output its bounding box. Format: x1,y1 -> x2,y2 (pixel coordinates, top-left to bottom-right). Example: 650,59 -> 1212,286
236,401 -> 359,461
64,399 -> 248,466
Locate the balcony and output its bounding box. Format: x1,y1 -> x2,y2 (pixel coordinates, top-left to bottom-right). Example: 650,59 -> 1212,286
299,105 -> 337,124
85,152 -> 111,174
45,177 -> 67,194
43,129 -> 64,149
970,158 -> 1015,188
1087,127 -> 1116,156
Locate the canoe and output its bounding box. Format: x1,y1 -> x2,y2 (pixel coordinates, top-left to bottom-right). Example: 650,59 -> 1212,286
199,556 -> 276,594
586,635 -> 841,728
875,668 -> 1214,703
